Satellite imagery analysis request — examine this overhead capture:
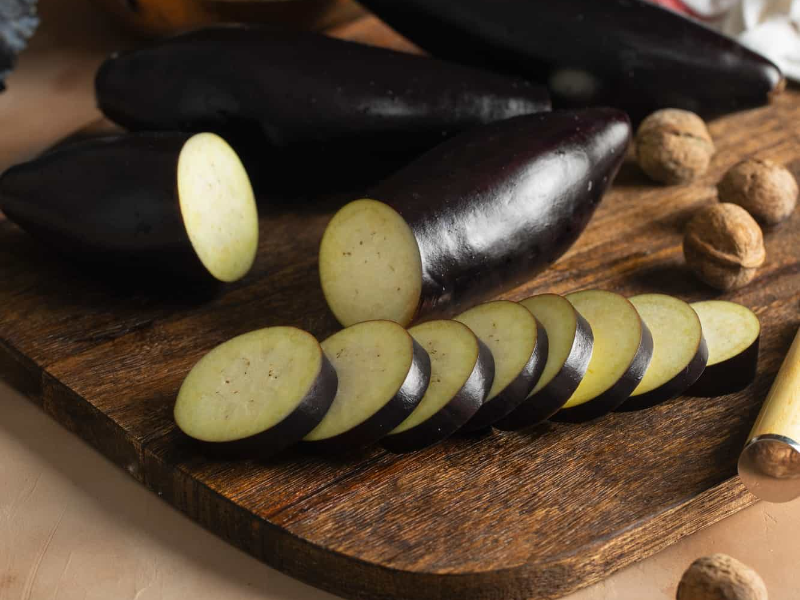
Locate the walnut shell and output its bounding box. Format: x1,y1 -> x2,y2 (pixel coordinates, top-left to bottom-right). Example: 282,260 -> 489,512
677,554 -> 767,600
718,159 -> 798,225
683,203 -> 765,290
636,109 -> 715,184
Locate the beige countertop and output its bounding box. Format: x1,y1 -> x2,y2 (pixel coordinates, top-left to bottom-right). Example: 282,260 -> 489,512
1,2 -> 798,599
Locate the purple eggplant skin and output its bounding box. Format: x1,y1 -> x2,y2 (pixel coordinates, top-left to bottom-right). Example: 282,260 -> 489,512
188,354 -> 339,460
358,0 -> 784,122
0,133 -> 210,283
95,25 -> 551,158
304,337 -> 431,453
381,339 -> 494,453
687,337 -> 759,398
495,311 -> 594,431
372,108 -> 631,323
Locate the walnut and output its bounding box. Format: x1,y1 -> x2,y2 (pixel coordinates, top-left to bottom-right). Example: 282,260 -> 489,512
677,554 -> 767,600
683,203 -> 765,290
636,109 -> 715,184
718,159 -> 798,225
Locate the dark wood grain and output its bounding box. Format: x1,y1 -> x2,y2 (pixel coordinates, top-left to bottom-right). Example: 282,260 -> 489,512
1,16 -> 799,600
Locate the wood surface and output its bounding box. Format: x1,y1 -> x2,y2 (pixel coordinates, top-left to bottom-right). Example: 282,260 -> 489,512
0,16 -> 798,600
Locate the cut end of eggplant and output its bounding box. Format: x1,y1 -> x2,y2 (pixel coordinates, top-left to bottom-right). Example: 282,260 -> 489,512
688,300 -> 761,397
620,294 -> 708,410
174,326 -> 336,450
555,290 -> 653,421
303,320 -> 430,449
177,132 -> 259,283
319,199 -> 422,327
495,294 -> 594,430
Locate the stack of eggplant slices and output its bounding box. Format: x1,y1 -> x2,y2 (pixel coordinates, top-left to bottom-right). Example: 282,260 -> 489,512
0,0 -> 775,457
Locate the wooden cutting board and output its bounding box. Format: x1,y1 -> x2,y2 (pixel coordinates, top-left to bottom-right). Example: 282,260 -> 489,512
1,17 -> 798,600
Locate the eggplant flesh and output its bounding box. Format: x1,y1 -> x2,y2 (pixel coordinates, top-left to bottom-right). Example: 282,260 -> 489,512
96,26 -> 550,162
358,0 -> 784,121
0,132 -> 259,283
319,108 -> 631,327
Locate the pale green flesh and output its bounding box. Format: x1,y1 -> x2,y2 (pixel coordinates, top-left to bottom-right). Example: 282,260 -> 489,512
319,199 -> 423,327
691,300 -> 760,366
390,320 -> 479,435
455,301 -> 538,402
630,294 -> 703,396
177,132 -> 259,282
520,294 -> 579,396
304,321 -> 414,442
174,327 -> 322,442
563,291 -> 643,408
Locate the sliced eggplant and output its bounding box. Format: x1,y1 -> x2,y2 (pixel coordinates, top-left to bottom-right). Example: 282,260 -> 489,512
495,294 -> 594,430
96,26 -> 550,160
319,108 -> 631,327
174,326 -> 337,457
0,132 -> 258,283
618,294 -> 708,411
553,290 -> 654,422
688,300 -> 761,397
358,0 -> 784,121
382,320 -> 494,453
454,300 -> 547,432
303,320 -> 430,451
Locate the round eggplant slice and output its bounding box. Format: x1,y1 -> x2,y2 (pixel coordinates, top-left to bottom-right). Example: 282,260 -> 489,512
617,294 -> 709,411
382,320 -> 494,453
0,132 -> 258,283
687,300 -> 761,397
174,326 -> 337,458
495,294 -> 593,430
553,290 -> 654,423
454,300 -> 548,432
303,320 -> 431,452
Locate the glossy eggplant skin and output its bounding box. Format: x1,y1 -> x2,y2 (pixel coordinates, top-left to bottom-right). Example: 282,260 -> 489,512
382,339 -> 494,453
96,26 -> 551,158
688,337 -> 759,397
0,133 -> 208,282
304,337 -> 431,453
358,0 -> 784,121
371,108 -> 631,323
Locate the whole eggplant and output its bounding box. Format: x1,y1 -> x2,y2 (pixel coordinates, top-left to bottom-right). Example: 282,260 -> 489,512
0,132 -> 259,284
319,108 -> 632,327
357,0 -> 784,121
95,25 -> 551,161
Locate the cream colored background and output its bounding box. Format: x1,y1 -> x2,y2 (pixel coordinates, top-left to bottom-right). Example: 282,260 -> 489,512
1,2 -> 799,598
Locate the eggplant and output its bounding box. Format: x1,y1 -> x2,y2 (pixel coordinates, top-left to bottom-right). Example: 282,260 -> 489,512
0,0 -> 39,91
358,0 -> 784,121
382,319 -> 494,453
688,300 -> 760,397
319,108 -> 631,328
553,290 -> 654,423
174,326 -> 337,458
454,300 -> 547,432
0,132 -> 259,283
618,294 -> 708,411
95,26 -> 551,164
495,294 -> 594,430
303,320 -> 430,452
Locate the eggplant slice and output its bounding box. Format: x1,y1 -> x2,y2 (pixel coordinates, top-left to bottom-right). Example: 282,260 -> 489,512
303,320 -> 431,451
553,290 -> 653,422
454,300 -> 547,432
383,320 -> 494,453
0,132 -> 258,283
495,294 -> 594,430
319,109 -> 631,327
688,300 -> 761,397
174,326 -> 337,457
618,294 -> 708,411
